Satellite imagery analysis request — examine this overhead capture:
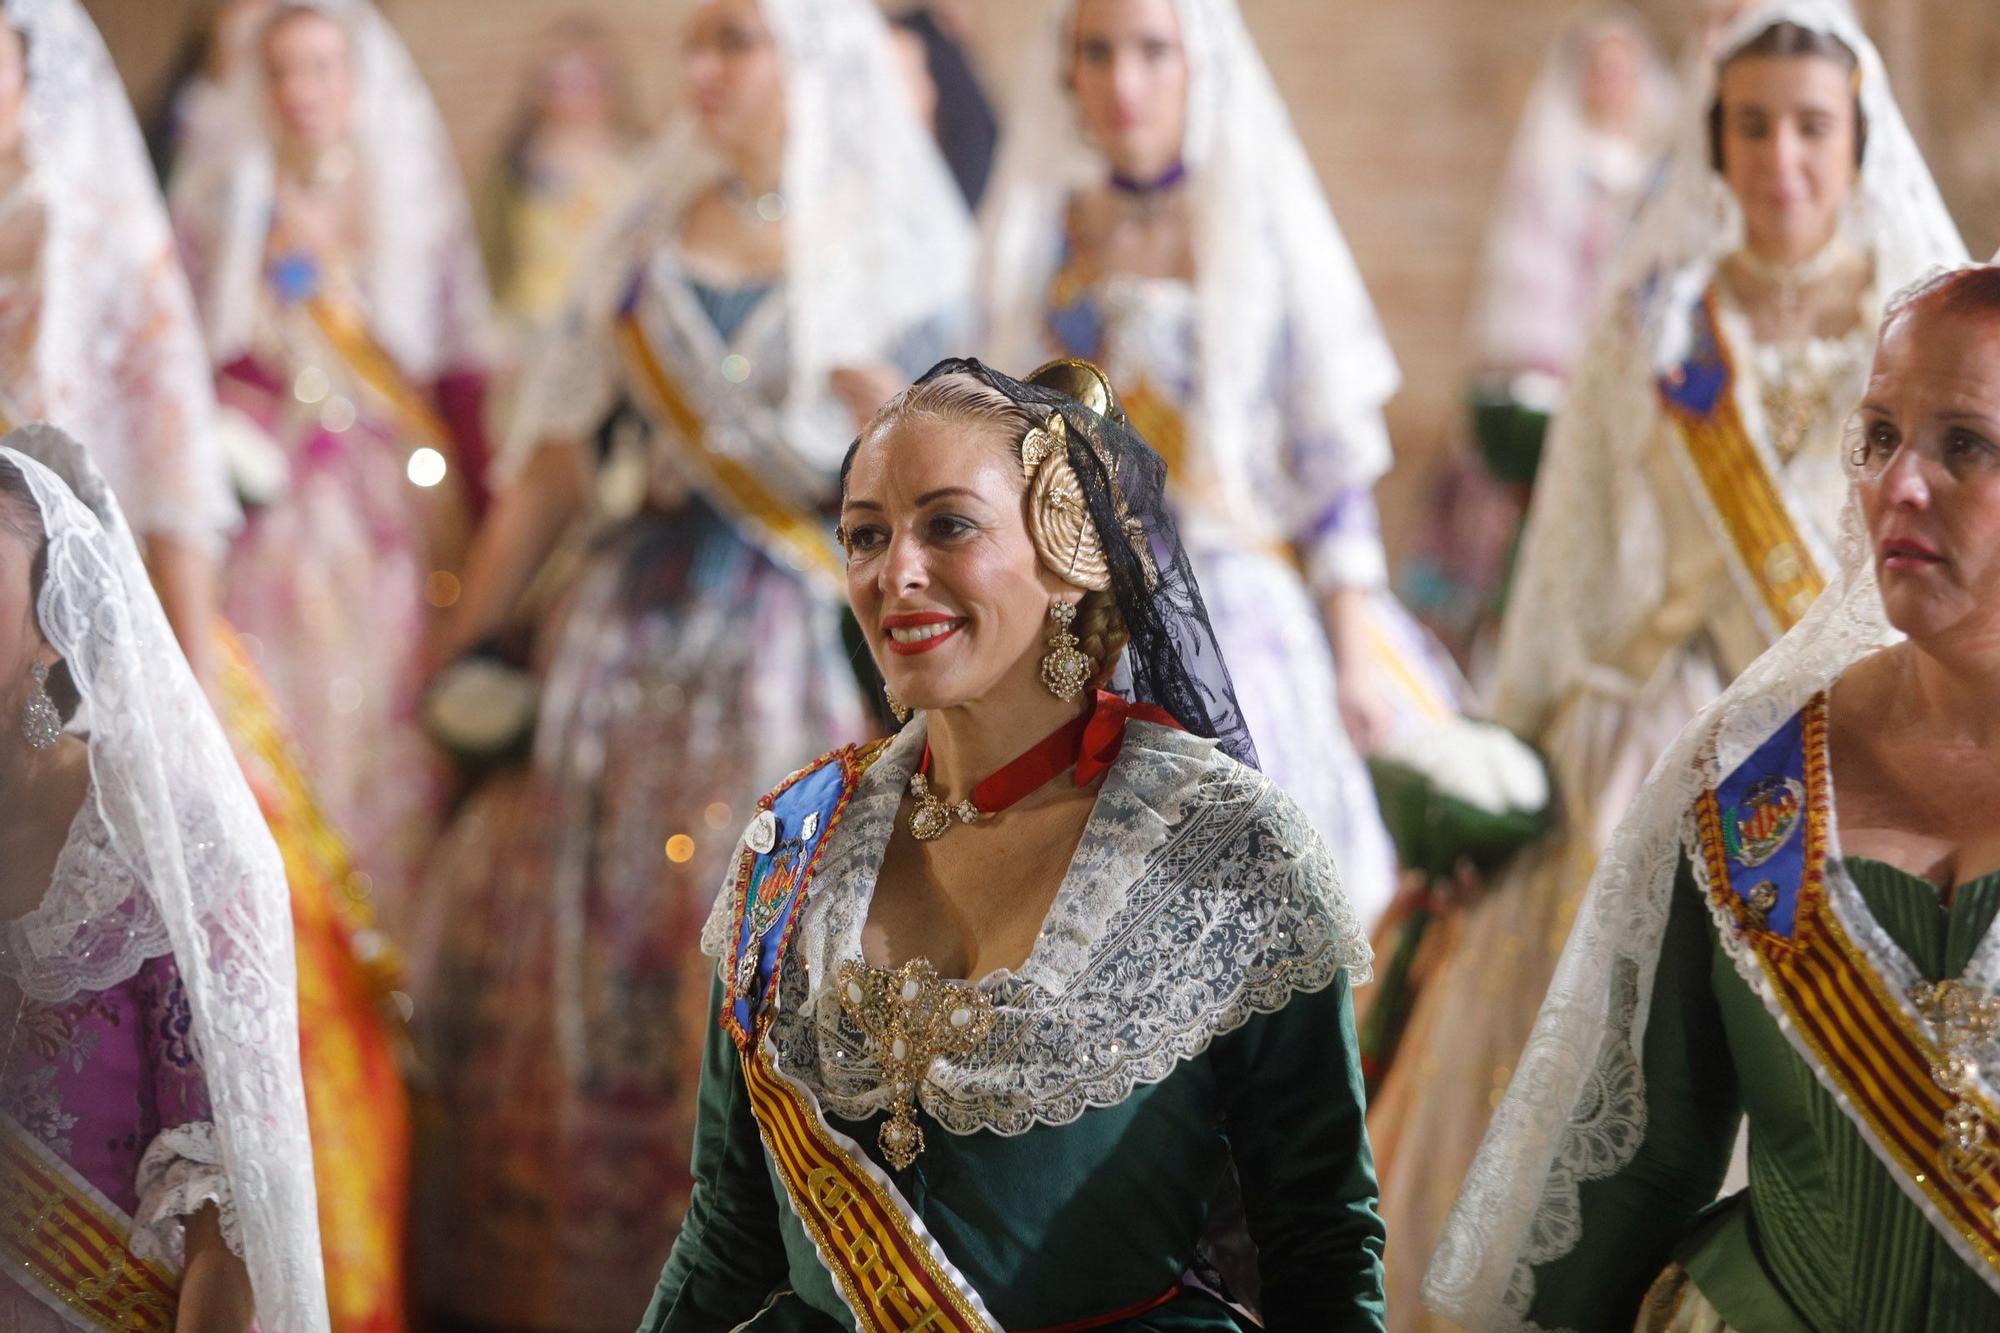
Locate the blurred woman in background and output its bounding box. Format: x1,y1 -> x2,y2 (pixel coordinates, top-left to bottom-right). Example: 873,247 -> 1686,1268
1368,5 -> 1968,1323
981,0 -> 1465,931
411,0 -> 973,1325
476,14 -> 645,342
1405,8 -> 1673,666
170,0 -> 496,926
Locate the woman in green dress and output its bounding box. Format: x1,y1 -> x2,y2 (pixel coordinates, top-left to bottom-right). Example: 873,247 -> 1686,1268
641,357 -> 1383,1331
1426,265 -> 2000,1330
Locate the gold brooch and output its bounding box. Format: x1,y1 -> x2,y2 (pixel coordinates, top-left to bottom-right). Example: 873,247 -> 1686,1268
836,957 -> 995,1170
1908,978 -> 2000,1197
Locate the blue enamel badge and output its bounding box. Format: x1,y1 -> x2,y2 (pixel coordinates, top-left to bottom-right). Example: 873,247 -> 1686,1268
1657,289 -> 1729,419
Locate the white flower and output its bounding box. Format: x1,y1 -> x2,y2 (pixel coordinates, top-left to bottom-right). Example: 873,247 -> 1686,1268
1378,717 -> 1549,816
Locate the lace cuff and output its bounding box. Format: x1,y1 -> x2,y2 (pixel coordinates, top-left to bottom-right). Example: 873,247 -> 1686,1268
131,1121 -> 243,1264
1299,486 -> 1388,591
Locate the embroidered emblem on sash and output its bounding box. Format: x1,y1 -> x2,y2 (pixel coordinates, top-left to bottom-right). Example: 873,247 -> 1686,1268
1697,707 -> 1818,944
1726,775 -> 1805,868
1657,288 -> 1826,634
737,837 -> 806,995
721,740 -> 888,1051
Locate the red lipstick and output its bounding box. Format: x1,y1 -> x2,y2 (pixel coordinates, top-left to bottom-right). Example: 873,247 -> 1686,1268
881,611 -> 967,656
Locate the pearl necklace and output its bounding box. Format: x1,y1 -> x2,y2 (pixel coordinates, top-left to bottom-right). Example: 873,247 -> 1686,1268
1731,239 -> 1851,326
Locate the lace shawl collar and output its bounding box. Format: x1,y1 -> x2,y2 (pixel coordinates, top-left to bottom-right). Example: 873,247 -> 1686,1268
702,715 -> 1372,1135
2,788 -> 173,1003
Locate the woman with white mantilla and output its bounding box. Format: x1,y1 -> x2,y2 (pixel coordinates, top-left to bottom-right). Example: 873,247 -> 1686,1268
1431,264 -> 2000,1330
0,428 -> 326,1333
980,0 -> 1462,928
0,0 -> 237,683
411,1 -> 973,1326
1366,6 -> 1967,1324
169,0 -> 495,921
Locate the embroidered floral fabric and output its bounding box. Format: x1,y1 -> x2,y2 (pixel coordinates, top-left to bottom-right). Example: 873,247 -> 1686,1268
700,720 -> 1371,1136
0,941 -> 239,1266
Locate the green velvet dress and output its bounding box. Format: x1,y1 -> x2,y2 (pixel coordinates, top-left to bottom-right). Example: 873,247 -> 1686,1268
637,720 -> 1387,1332
1524,856 -> 2000,1331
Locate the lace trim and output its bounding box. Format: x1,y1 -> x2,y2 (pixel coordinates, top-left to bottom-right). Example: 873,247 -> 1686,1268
131,1120 -> 242,1264
1,792 -> 175,1003
705,719 -> 1371,1136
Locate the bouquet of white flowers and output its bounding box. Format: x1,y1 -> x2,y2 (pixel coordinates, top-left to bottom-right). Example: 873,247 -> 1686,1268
423,649 -> 538,769
1361,715 -> 1553,1089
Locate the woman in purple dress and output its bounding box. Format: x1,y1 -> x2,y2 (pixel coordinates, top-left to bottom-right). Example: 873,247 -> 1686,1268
0,426 -> 326,1332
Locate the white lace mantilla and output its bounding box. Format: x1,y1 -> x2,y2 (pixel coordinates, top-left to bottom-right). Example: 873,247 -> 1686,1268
701,719 -> 1371,1136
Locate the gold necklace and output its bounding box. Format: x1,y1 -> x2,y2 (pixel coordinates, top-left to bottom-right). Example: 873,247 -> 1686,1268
837,957 -> 996,1170
906,770 -> 978,841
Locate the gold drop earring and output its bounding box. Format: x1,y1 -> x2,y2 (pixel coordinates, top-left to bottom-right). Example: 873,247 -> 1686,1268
1039,600 -> 1092,701
884,684 -> 911,725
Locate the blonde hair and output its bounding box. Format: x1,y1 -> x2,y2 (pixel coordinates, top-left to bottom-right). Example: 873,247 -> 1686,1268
848,374 -> 1130,686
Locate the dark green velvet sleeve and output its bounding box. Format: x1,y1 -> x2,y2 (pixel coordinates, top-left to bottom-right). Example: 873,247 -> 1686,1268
639,974 -> 791,1332
1523,854 -> 1743,1328
1213,972 -> 1386,1332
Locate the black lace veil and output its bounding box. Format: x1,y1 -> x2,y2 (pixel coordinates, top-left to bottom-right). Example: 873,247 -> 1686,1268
849,356 -> 1258,770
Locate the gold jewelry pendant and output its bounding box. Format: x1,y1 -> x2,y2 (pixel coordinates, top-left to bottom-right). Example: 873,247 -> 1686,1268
907,771 -> 977,842
837,957 -> 996,1170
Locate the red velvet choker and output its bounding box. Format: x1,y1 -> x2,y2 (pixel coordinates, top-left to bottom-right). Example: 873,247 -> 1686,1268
907,690 -> 1180,841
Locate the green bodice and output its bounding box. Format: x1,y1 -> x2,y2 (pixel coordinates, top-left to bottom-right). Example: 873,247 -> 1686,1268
1527,857 -> 2000,1331
641,974 -> 1385,1332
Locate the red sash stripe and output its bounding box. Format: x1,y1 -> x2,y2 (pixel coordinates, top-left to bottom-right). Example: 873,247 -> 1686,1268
1699,695 -> 2000,1276
741,1040 -> 995,1330
2,1123 -> 178,1331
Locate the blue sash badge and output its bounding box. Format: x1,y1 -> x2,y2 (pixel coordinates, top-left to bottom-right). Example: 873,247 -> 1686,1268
1658,289 -> 1730,419
724,749 -> 860,1047
1711,709 -> 1811,939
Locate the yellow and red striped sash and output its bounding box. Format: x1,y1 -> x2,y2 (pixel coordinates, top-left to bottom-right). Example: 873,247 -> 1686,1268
215,622 -> 414,1333
1657,290 -> 1825,635
1695,695 -> 2000,1284
0,1117 -> 177,1332
305,297 -> 452,451
740,1033 -> 998,1332
301,296 -> 473,572
611,311 -> 843,594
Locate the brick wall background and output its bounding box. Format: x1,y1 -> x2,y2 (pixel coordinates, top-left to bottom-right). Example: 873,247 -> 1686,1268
83,0 -> 2000,558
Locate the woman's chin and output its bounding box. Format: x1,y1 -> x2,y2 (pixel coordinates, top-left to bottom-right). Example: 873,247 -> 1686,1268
1879,588 -> 1964,644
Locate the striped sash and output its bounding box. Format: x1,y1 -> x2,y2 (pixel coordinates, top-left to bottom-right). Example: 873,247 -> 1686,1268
300,295 -> 473,568
611,310 -> 844,595
1,1115 -> 177,1332
1692,695 -> 2000,1290
305,296 -> 453,450
741,1033 -> 999,1331
1657,290 -> 1826,636
721,743 -> 998,1331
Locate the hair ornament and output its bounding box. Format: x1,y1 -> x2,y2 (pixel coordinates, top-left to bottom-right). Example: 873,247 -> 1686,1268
1024,409 -> 1111,590
1019,410 -> 1067,478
